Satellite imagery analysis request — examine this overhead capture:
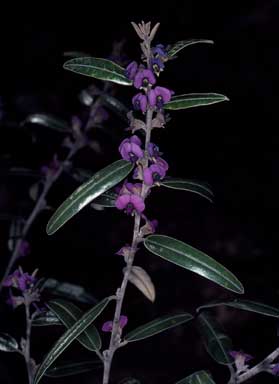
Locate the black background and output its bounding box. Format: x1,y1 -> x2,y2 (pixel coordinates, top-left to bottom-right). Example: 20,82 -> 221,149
1,2 -> 279,383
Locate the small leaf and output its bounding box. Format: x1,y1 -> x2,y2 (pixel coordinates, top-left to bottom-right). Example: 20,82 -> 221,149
47,299 -> 101,351
160,178 -> 214,202
167,39 -> 214,57
63,57 -> 132,86
46,160 -> 133,235
45,359 -> 102,377
23,114 -> 71,132
164,93 -> 229,110
33,297 -> 110,384
125,313 -> 193,342
32,311 -> 62,327
126,266 -> 156,302
144,235 -> 244,294
175,370 -> 216,384
197,299 -> 279,318
197,312 -> 233,365
0,333 -> 18,352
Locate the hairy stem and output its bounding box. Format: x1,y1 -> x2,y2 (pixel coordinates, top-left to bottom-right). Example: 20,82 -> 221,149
236,347 -> 279,383
24,301 -> 33,384
102,107 -> 153,384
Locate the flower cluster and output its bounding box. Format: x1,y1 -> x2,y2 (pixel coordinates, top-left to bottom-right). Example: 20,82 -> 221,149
3,267 -> 40,309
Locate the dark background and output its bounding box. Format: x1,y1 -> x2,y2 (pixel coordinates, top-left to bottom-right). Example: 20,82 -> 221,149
1,2 -> 279,383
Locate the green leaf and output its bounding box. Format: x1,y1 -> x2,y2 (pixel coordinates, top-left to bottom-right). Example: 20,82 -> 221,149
32,311 -> 62,327
197,312 -> 233,365
164,93 -> 229,110
0,333 -> 18,352
160,178 -> 214,203
33,297 -> 110,384
167,39 -> 214,57
63,57 -> 132,86
46,159 -> 133,235
144,235 -> 244,294
38,278 -> 97,305
47,299 -> 101,351
175,370 -> 216,384
197,299 -> 279,318
22,114 -> 71,132
125,313 -> 193,342
45,360 -> 102,377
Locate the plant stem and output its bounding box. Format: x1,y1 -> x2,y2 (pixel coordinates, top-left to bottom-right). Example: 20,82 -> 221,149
24,300 -> 33,384
102,107 -> 154,384
235,347 -> 279,383
0,144 -> 80,292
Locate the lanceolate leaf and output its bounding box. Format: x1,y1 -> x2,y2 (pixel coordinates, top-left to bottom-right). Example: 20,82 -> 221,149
47,299 -> 101,351
197,312 -> 233,365
33,297 -> 110,384
144,235 -> 244,294
160,178 -> 214,203
23,114 -> 71,132
0,333 -> 18,352
167,39 -> 214,57
197,299 -> 279,318
45,360 -> 102,377
164,93 -> 229,110
175,370 -> 216,384
46,160 -> 133,235
125,313 -> 193,342
32,311 -> 62,327
63,57 -> 132,86
101,94 -> 129,121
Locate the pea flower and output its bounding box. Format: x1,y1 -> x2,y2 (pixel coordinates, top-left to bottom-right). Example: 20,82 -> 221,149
115,193 -> 145,215
132,93 -> 148,113
134,69 -> 156,89
3,268 -> 36,292
125,61 -> 138,80
152,44 -> 168,60
229,350 -> 253,374
148,86 -> 174,109
151,57 -> 165,76
148,143 -> 161,159
140,215 -> 158,236
102,315 -> 128,332
143,163 -> 167,186
119,135 -> 144,163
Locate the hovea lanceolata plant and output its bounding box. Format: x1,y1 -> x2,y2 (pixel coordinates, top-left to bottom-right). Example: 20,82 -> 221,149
1,21 -> 279,384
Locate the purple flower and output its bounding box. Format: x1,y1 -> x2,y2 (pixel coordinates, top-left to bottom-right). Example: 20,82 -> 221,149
151,58 -> 165,76
148,143 -> 161,158
272,363 -> 279,376
134,69 -> 156,89
19,240 -> 30,258
93,107 -> 109,124
125,61 -> 138,80
116,244 -> 132,258
140,215 -> 158,236
229,351 -> 253,362
132,93 -> 148,113
152,44 -> 168,59
148,86 -> 174,109
41,155 -> 60,177
143,164 -> 167,186
115,193 -> 145,214
3,268 -> 36,292
102,315 -> 128,332
119,135 -> 144,163
156,157 -> 169,172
